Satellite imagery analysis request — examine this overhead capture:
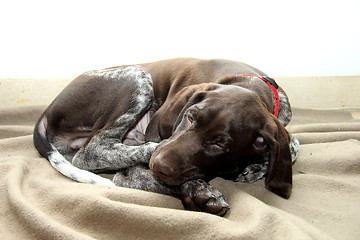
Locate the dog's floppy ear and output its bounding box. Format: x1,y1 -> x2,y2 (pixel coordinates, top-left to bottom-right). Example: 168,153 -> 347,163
261,119 -> 293,199
153,83 -> 218,139
146,85 -> 202,141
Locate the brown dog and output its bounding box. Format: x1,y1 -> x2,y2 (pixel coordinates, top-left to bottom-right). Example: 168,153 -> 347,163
33,58 -> 299,216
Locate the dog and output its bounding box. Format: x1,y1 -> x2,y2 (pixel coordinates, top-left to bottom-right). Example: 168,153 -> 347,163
33,58 -> 299,216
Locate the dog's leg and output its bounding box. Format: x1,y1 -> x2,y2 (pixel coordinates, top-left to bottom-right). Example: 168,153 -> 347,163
234,153 -> 270,183
234,163 -> 268,183
72,65 -> 159,172
113,165 -> 176,196
289,133 -> 300,164
113,167 -> 230,216
73,130 -> 158,172
180,179 -> 230,216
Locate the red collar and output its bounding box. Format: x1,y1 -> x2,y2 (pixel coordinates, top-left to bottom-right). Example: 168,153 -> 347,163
235,74 -> 280,118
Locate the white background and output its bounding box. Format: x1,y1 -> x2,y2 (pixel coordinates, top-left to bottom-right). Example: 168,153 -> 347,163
1,0 -> 359,78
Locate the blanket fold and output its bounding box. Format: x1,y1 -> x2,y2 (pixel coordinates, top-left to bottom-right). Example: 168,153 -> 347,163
1,106 -> 360,240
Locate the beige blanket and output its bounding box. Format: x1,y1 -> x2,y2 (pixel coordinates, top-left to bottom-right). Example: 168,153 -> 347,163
1,106 -> 359,240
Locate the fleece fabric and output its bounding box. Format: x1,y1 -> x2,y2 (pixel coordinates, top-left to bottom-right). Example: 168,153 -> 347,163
0,106 -> 360,240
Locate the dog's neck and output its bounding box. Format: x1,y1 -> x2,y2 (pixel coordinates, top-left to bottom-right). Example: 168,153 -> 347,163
235,74 -> 280,117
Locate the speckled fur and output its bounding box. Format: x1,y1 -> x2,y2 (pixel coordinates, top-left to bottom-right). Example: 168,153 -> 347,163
289,133 -> 300,164
36,61 -> 299,217
277,89 -> 292,127
72,66 -> 158,172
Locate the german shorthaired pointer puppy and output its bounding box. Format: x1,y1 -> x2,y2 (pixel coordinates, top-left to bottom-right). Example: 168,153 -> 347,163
34,58 -> 299,216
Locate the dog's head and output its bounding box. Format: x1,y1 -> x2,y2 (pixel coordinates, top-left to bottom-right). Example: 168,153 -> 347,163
149,83 -> 292,198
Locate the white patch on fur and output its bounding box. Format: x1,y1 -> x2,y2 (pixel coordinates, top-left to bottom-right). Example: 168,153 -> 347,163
289,134 -> 300,164
277,90 -> 292,126
71,65 -> 157,172
49,147 -> 115,186
136,95 -> 147,106
84,65 -> 151,83
123,112 -> 151,145
38,116 -> 47,138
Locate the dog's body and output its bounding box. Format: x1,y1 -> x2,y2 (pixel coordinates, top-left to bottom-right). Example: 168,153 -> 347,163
34,58 -> 299,216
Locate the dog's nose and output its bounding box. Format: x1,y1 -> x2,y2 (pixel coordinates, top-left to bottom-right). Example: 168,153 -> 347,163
150,154 -> 175,179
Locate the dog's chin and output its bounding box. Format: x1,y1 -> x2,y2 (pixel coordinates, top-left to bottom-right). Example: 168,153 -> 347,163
153,174 -> 183,186
149,169 -> 185,186
150,168 -> 210,187
149,152 -> 210,186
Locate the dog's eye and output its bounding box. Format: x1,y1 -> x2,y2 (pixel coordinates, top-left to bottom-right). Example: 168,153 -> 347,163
187,114 -> 194,123
205,138 -> 229,154
210,140 -> 227,151
208,143 -> 223,153
212,143 -> 223,149
253,136 -> 267,152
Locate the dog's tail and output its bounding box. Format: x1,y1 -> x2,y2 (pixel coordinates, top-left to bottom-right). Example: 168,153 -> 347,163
33,113 -> 115,186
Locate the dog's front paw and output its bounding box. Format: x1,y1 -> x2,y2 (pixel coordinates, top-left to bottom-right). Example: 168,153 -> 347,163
234,163 -> 267,183
180,179 -> 230,217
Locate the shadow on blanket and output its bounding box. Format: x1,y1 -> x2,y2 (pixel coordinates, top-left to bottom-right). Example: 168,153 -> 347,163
0,106 -> 360,239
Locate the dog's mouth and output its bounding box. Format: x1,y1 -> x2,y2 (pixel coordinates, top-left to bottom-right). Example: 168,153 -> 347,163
149,160 -> 181,186
149,157 -> 205,186
152,171 -> 183,186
